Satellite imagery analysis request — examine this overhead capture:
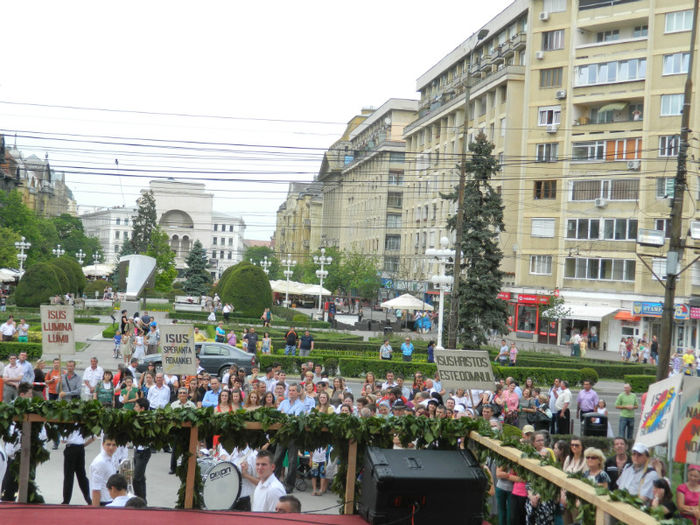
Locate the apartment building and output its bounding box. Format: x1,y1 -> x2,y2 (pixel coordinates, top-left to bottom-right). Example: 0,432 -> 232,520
400,0 -> 700,352
273,182 -> 323,261
81,206 -> 136,265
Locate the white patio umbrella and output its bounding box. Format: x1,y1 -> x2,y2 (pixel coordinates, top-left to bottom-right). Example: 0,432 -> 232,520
82,263 -> 114,277
380,293 -> 433,312
302,284 -> 331,296
0,268 -> 19,282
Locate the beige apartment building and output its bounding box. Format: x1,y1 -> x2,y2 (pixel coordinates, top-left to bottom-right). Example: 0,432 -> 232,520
273,182 -> 323,261
402,0 -> 700,353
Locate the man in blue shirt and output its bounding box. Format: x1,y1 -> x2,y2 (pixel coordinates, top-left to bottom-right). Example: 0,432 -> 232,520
201,377 -> 222,408
274,383 -> 305,493
401,337 -> 414,362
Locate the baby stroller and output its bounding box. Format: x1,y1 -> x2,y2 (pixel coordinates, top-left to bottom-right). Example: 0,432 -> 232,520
294,453 -> 312,492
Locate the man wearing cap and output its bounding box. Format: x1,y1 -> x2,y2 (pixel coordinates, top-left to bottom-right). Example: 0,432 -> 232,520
392,399 -> 408,417
616,443 -> 657,502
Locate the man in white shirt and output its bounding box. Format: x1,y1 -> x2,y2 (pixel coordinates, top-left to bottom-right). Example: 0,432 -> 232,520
263,367 -> 277,392
249,449 -> 286,512
223,446 -> 258,511
381,371 -> 398,391
147,373 -> 171,409
554,380 -> 572,435
0,316 -> 16,341
127,358 -> 140,383
82,357 -> 104,400
62,428 -> 95,505
105,474 -> 131,507
90,436 -> 118,505
2,355 -> 23,402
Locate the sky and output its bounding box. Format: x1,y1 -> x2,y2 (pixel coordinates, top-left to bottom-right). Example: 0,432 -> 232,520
0,0 -> 514,239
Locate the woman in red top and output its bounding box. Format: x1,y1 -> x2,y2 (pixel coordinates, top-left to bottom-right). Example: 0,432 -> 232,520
216,390 -> 234,413
678,465 -> 700,524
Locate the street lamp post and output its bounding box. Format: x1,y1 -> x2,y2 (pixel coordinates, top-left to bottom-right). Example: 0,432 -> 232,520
93,251 -> 102,265
313,248 -> 332,318
427,237 -> 455,350
260,256 -> 271,275
52,244 -> 65,258
281,253 -> 296,307
15,236 -> 31,279
76,249 -> 86,265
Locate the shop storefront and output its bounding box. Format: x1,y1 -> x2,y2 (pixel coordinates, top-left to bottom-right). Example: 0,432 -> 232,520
500,292 -> 558,343
560,305 -> 619,351
631,301 -> 697,353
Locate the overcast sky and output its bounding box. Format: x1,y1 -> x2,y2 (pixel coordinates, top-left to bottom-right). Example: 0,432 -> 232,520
0,0 -> 513,239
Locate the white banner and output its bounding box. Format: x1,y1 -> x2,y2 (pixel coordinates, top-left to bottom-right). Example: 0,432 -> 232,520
160,324 -> 196,376
635,374 -> 683,448
40,304 -> 75,355
434,349 -> 496,391
672,376 -> 700,464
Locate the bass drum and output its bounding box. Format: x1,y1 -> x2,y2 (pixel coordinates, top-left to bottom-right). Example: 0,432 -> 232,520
201,460 -> 243,510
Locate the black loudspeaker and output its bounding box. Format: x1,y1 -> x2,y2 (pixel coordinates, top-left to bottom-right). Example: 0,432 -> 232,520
358,447 -> 487,525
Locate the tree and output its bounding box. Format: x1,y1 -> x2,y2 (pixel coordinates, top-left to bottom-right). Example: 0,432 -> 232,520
293,247 -> 342,291
130,190 -> 157,254
443,132 -> 508,348
219,262 -> 272,317
0,227 -> 21,268
146,228 -> 177,292
183,240 -> 212,296
50,214 -> 102,259
15,262 -> 62,306
334,250 -> 380,303
540,292 -> 572,346
244,245 -> 280,279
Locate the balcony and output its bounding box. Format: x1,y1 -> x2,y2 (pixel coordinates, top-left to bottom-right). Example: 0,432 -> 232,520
579,0 -> 642,10
572,99 -> 643,131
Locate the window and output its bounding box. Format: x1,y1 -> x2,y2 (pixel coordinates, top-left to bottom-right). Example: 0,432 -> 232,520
531,218 -> 555,238
228,251 -> 232,260
666,10 -> 693,33
212,251 -> 216,259
228,237 -> 233,246
596,30 -> 619,42
659,135 -> 680,157
605,138 -> 642,161
384,256 -> 399,273
534,181 -> 556,200
656,178 -> 675,199
633,25 -> 648,38
652,258 -> 668,281
661,94 -> 684,116
115,231 -> 120,239
564,258 -> 635,281
500,118 -> 506,137
124,232 -> 128,240
385,235 -> 401,251
388,171 -> 404,185
655,219 -> 672,238
115,244 -> 119,253
543,0 -> 566,12
602,219 -> 638,240
693,261 -> 700,285
220,237 -> 225,245
540,67 -> 563,88
214,224 -> 218,231
570,179 -> 639,200
538,106 -> 561,126
574,58 -> 646,86
116,218 -> 121,225
387,192 -> 402,208
390,152 -> 405,162
213,238 -> 217,245
530,255 -> 553,275
220,251 -> 224,259
566,219 -> 600,240
230,225 -> 234,232
572,141 -> 605,161
536,143 -> 558,162
542,30 -> 564,51
663,53 -> 690,75
387,214 -> 402,228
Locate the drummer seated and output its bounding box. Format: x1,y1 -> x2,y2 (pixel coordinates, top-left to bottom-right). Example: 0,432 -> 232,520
105,474 -> 130,507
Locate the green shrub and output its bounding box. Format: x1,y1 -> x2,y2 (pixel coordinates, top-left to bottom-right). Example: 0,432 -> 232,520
493,366 -> 582,387
625,374 -> 657,393
51,264 -> 71,295
84,279 -> 111,298
15,263 -> 63,307
292,314 -> 310,323
0,342 -> 42,360
579,368 -> 599,385
102,325 -> 118,338
52,257 -> 86,294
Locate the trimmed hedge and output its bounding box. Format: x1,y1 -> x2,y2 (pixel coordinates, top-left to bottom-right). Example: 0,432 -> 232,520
168,313 -> 330,329
0,342 -> 42,360
624,374 -> 657,393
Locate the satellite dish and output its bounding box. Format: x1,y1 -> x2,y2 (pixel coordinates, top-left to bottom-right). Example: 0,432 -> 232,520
384,117 -> 392,125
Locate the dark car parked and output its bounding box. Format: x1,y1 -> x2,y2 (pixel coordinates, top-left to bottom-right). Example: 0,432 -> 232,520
138,342 -> 257,378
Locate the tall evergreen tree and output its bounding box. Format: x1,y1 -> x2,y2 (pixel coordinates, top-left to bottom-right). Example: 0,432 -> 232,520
444,132 -> 508,347
130,190 -> 157,254
183,240 -> 212,295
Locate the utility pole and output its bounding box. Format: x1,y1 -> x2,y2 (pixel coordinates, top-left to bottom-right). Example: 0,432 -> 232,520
447,28 -> 489,350
657,0 -> 699,381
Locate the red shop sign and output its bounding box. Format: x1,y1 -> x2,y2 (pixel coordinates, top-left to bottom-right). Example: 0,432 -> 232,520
691,307 -> 700,320
517,294 -> 550,305
497,292 -> 511,301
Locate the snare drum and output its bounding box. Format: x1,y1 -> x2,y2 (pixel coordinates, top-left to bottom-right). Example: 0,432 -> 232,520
200,460 -> 242,510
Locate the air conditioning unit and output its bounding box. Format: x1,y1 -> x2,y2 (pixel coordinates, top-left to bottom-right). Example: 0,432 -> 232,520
546,124 -> 559,133
539,11 -> 550,21
535,50 -> 545,60
594,198 -> 607,208
627,160 -> 641,171
555,89 -> 567,100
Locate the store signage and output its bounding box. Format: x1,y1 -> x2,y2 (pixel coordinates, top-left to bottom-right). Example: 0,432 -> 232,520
517,294 -> 550,305
497,292 -> 511,300
690,307 -> 700,320
632,302 -> 689,320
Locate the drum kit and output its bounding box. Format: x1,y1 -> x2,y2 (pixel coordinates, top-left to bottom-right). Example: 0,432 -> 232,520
198,451 -> 244,510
